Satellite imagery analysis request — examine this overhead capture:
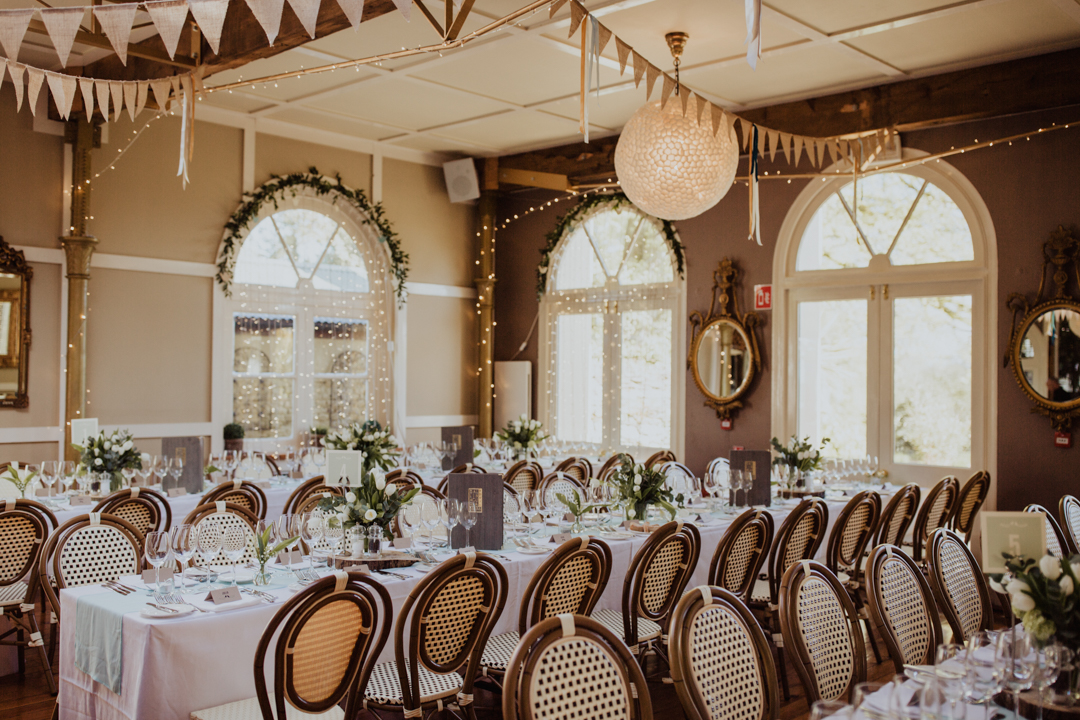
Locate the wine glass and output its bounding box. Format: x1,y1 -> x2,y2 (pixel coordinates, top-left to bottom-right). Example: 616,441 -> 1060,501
730,469 -> 744,508
171,524 -> 195,591
440,499 -> 460,552
888,676 -> 920,720
809,700 -> 850,720
997,628 -> 1036,715
144,531 -> 172,602
1033,645 -> 1069,720
60,460 -> 77,497
301,513 -> 324,567
460,500 -> 477,547
169,455 -> 184,489
121,465 -> 137,489
935,643 -> 965,720
152,456 -> 169,488
276,514 -> 301,573
221,526 -> 247,587
39,460 -> 58,501
323,516 -> 344,559
136,457 -> 153,488
400,502 -> 422,543
196,521 -> 223,587
852,682 -> 886,717
963,631 -> 1001,704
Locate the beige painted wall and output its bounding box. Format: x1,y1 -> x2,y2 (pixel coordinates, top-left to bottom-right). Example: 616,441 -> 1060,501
0,442 -> 59,466
0,86 -> 64,247
255,134 -> 372,196
405,295 -> 478,416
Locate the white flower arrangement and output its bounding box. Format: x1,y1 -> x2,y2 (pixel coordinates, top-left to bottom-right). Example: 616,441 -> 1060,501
73,429 -> 141,493
495,414 -> 549,459
325,420 -> 401,474
317,466 -> 418,538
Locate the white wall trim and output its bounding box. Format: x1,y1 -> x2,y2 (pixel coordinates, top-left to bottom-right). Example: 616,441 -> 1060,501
16,246 -> 217,278
0,427 -> 64,444
405,282 -> 478,299
406,415 -> 479,428
1,422 -> 214,444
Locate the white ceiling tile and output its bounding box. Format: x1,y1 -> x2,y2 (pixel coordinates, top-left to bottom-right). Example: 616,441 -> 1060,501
206,51 -> 380,101
538,87 -> 650,130
432,109 -> 582,150
766,0 -> 961,35
304,79 -> 510,131
201,91 -> 277,113
272,108 -> 401,140
386,134 -> 489,153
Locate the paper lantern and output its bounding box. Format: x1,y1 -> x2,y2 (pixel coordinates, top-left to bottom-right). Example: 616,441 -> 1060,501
615,99 -> 739,221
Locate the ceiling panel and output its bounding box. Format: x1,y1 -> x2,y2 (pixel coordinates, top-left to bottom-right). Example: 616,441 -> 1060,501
272,108 -> 402,140
766,0 -> 961,35
304,79 -> 511,130
387,133 -> 493,152
538,87 -> 651,130
845,0 -> 1080,72
207,51 -> 381,101
201,91 -> 277,114
432,109 -> 582,149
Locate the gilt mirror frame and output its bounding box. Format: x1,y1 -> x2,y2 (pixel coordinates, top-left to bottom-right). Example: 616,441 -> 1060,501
688,258 -> 762,421
0,236 -> 31,408
1005,226 -> 1080,432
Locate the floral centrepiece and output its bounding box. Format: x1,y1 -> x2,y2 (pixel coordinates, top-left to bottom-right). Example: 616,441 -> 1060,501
990,553 -> 1080,649
73,429 -> 141,493
317,467 -> 418,543
604,453 -> 677,523
495,414 -> 549,460
770,435 -> 829,473
2,462 -> 36,499
325,420 -> 401,474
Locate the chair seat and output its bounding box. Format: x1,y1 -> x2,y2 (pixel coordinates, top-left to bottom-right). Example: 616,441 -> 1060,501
363,661 -> 462,707
191,693 -> 345,720
750,578 -> 772,605
0,581 -> 28,606
480,630 -> 520,673
591,608 -> 662,645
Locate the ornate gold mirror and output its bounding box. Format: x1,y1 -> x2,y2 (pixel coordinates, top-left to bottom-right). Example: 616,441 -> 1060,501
0,237 -> 31,408
1006,226 -> 1080,431
689,258 -> 761,421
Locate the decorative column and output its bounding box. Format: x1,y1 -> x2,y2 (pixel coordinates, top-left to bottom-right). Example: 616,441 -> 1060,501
475,158 -> 498,439
62,120 -> 99,460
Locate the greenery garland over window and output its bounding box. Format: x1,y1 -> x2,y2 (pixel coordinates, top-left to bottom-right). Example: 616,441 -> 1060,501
216,168 -> 409,305
535,192 -> 685,298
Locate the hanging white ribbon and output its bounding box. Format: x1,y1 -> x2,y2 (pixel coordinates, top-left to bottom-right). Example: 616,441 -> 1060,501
187,0 -> 228,55
244,0 -> 286,45
744,0 -> 761,70
335,0 -> 364,29
582,15 -> 600,144
93,3 -> 139,66
0,9 -> 34,62
145,0 -> 190,60
40,7 -> 85,68
748,125 -> 761,245
286,0 -> 321,38
177,73 -> 195,187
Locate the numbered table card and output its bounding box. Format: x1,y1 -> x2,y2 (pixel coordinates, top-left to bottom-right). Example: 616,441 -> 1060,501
326,450 -> 364,487
204,586 -> 242,605
71,418 -> 99,447
980,511 -> 1048,574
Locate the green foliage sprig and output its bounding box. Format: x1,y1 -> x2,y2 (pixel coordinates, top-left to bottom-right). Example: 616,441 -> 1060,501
254,526 -> 297,566
2,462 -> 36,498
535,192 -> 685,299
316,468 -> 419,538
216,168 -> 409,305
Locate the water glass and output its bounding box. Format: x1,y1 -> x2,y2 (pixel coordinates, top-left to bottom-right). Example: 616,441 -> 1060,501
196,521 -> 223,575
170,524 -> 195,590
144,531 -> 172,599
276,514 -> 302,571
323,517 -> 344,558
963,631 -> 1001,704
997,628 -> 1036,712
301,513 -> 325,566
809,700 -> 850,720
221,526 -> 247,586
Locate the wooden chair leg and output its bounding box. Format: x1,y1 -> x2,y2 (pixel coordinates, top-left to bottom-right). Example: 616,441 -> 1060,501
863,616 -> 883,664
777,644 -> 790,701
16,624 -> 25,673
27,611 -> 57,695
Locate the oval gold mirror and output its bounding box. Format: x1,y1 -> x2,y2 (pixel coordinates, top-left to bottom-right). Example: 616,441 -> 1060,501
0,237 -> 31,409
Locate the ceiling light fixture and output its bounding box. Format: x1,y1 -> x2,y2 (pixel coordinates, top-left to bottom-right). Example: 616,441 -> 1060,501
614,32 -> 740,221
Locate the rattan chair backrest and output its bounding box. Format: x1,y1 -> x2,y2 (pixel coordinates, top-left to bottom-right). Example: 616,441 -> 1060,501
253,570 -> 391,719
451,463 -> 487,474
643,450 -> 675,469
183,501 -> 260,566
390,486 -> 445,539
709,508 -> 774,601
502,614 -> 652,720
926,528 -> 991,644
283,476 -> 341,516
394,552 -> 507,712
555,457 -> 592,483
669,586 -> 778,720
1025,504 -> 1070,558
519,537 -> 612,633
538,473 -> 586,508
874,484 -> 920,547
504,461 -> 544,494
201,479 -> 268,519
658,461 -> 696,490
0,500 -> 53,592
825,491 -> 881,584
385,468 -> 424,488
766,498 -> 828,605
911,477 -> 959,562
620,521 -> 701,647
597,454 -> 629,484
94,487 -> 171,536
1060,495 -> 1080,555
950,471 -> 990,542
778,560 -> 866,704
865,544 -> 942,672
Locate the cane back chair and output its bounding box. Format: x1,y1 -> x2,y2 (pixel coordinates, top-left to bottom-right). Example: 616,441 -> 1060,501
907,476 -> 959,565
503,461 -> 543,494
950,471 -> 990,544
391,486 -> 446,541
94,487 -> 171,537
538,473 -> 586,510
191,571 -> 392,720
778,560 -> 866,705
386,469 -> 424,490
554,457 -> 592,484
643,450 -> 675,469
183,501 -> 260,566
1061,495 -> 1080,555
596,454 -> 629,484
1025,503 -> 1070,558
479,537 -> 612,687
0,499 -> 57,694
873,484 -> 920,547
709,509 -> 774,602
592,520 -> 701,660
502,614 -> 653,720
201,479 -> 268,520
865,544 -> 942,673
669,586 -> 779,720
926,528 -> 992,644
825,491 -> 882,662
283,476 -> 341,516
435,465 -> 486,495
362,552 -> 507,720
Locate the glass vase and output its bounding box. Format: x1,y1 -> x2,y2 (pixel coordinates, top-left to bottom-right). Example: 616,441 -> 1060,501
253,561 -> 272,586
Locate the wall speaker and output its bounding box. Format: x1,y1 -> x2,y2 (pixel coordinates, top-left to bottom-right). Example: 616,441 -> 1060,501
443,158 -> 480,204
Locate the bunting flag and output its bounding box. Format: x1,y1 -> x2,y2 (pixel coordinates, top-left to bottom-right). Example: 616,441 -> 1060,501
710,102 -> 724,136
110,80 -> 124,121
25,66 -> 43,116
390,0 -> 411,21
150,78 -> 172,111
568,0 -> 585,39
40,7 -> 84,68
596,23 -> 612,54
287,0 -> 321,38
93,3 -> 138,66
124,81 -> 138,120
631,51 -> 645,88
722,108 -> 737,143
135,80 -> 149,116
748,125 -> 761,245
146,0 -> 190,60
245,0 -> 286,44
678,85 -> 689,116
738,117 -> 752,151
793,135 -> 805,165
548,0 -> 568,18
614,37 -> 631,75
779,132 -> 791,163
659,73 -> 675,110
744,0 -> 761,70
335,0 -> 364,30
0,9 -> 34,62
170,74 -> 182,99
644,63 -> 660,101
694,93 -> 706,125
187,0 -> 228,55
96,77 -> 111,120
45,72 -> 73,119
767,128 -> 779,161
8,62 -> 24,111
79,76 -> 95,120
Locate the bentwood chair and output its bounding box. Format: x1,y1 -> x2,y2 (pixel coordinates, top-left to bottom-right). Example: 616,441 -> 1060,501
873,484 -> 920,547
191,571 -> 392,720
950,471 -> 990,544
825,491 -> 882,661
643,450 -> 675,469
503,460 -> 543,494
502,614 -> 653,720
907,476 -> 959,566
435,465 -> 487,495
478,537 -> 612,688
778,560 -> 866,705
1060,495 -> 1080,555
669,586 -> 779,720
658,461 -> 697,491
926,528 -> 992,644
390,486 -> 446,541
385,468 -> 424,489
538,473 -> 586,509
183,501 -> 260,567
592,520 -> 700,663
200,479 -> 268,520
0,499 -> 58,694
1025,503 -> 1071,558
94,486 -> 172,536
708,508 -> 773,602
596,454 -> 628,484
283,476 -> 341,516
554,457 -> 592,484
362,552 -> 507,720
865,545 -> 943,673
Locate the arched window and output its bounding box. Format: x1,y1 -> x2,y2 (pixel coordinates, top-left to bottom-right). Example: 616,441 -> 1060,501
539,197 -> 686,455
773,154 -> 996,485
220,188 -> 396,443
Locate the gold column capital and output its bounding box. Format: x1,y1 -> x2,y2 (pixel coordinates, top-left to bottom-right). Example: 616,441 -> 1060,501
60,235 -> 98,278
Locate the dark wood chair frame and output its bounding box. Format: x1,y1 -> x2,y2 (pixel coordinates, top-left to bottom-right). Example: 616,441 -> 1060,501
554,457 -> 592,483
949,471 -> 990,543
282,475 -> 341,516
708,508 -> 774,602
1025,503 -> 1071,558
865,544 -> 943,673
200,479 -> 269,520
825,491 -> 883,662
503,461 -> 544,494
908,476 -> 959,565
643,450 -> 675,469
596,454 -> 629,484
926,528 -> 992,644
873,484 -> 920,547
1060,495 -> 1080,555
93,487 -> 172,537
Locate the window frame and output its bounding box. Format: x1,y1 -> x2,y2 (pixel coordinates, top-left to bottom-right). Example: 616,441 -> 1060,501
771,150 -> 997,490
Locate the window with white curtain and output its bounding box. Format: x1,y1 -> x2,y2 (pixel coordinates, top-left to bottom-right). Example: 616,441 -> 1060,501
539,199 -> 685,454
775,157 -> 995,484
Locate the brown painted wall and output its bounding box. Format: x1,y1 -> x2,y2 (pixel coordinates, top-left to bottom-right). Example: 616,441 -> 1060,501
494,107 -> 1080,511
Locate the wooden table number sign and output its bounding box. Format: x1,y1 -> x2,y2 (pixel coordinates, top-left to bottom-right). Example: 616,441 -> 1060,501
445,473 -> 503,550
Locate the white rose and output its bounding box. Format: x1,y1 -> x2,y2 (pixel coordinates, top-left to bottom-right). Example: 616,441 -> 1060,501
520,413 -> 527,421
375,475 -> 386,490
345,491 -> 357,503
1061,575 -> 1074,596
363,509 -> 377,522
336,512 -> 349,525
1040,555 -> 1062,580
121,441 -> 133,452
141,453 -> 150,461
94,448 -> 100,456
989,577 -> 1005,593
94,458 -> 102,466
1011,592 -> 1035,613
633,483 -> 641,491
104,441 -> 112,450
384,485 -> 396,497
1006,579 -> 1030,596
363,434 -> 373,441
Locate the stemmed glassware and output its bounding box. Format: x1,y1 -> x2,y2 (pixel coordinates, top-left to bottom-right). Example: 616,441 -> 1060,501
459,501 -> 477,548
168,454 -> 184,489
323,516 -> 344,559
1033,645 -> 1070,720
196,522 -> 222,588
38,460 -> 58,502
730,470 -> 745,508
301,513 -> 324,569
276,514 -> 302,574
121,464 -> 137,489
934,643 -> 965,720
962,631 -> 1000,704
221,526 -> 247,587
60,461 -> 77,497
136,457 -> 153,488
152,456 -> 169,488
171,524 -> 195,591
420,499 -> 441,548
144,531 -> 172,602
440,499 -> 460,552
997,628 -> 1036,715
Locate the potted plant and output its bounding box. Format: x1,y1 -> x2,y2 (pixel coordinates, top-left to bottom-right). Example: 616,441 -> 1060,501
223,423 -> 245,452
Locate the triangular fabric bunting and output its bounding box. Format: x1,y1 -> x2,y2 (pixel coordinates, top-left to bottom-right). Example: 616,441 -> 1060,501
568,1 -> 585,39
644,63 -> 660,101
0,61 -> 5,94
335,0 -> 363,30
659,73 -> 676,110
815,139 -> 826,167
26,67 -> 44,116
145,0 -> 189,60
188,0 -> 228,54
93,3 -> 138,66
40,7 -> 85,68
679,88 -> 689,116
615,37 -> 631,75
96,79 -> 111,121
244,0 -> 287,44
710,103 -> 724,135
779,132 -> 791,163
630,51 -> 645,87
694,93 -> 706,125
9,62 -> 25,112
124,81 -> 137,120
596,23 -> 612,55
390,0 -> 411,22
286,0 -> 321,38
135,81 -> 149,116
722,110 -> 737,144
548,0 -> 568,18
170,74 -> 182,102
793,135 -> 804,166
45,72 -> 69,119
110,80 -> 124,121
60,73 -> 78,120
79,76 -> 95,120
738,117 -> 752,151
767,128 -> 779,161
150,78 -> 171,111
0,9 -> 35,62
756,128 -> 766,160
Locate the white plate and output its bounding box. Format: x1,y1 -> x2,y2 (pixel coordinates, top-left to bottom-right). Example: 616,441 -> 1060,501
517,546 -> 553,555
212,568 -> 255,583
140,603 -> 195,618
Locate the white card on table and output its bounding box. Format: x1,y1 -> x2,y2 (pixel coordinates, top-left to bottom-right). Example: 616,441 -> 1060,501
392,537 -> 412,549
70,418 -> 98,447
549,534 -> 573,544
70,495 -> 93,506
167,488 -> 187,498
980,511 -> 1048,574
326,450 -> 363,487
204,586 -> 242,604
142,567 -> 174,584
276,548 -> 303,565
456,546 -> 476,554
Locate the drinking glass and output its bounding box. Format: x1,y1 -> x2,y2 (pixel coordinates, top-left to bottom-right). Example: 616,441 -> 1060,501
888,676 -> 920,720
963,631 -> 1001,704
323,516 -> 344,558
935,643 -> 965,720
224,450 -> 239,479
169,455 -> 184,488
221,526 -> 247,587
460,501 -> 477,548
919,672 -> 948,720
144,531 -> 172,600
39,460 -> 58,500
420,499 -> 441,547
171,524 -> 195,590
997,628 -> 1036,714
301,513 -> 324,566
730,470 -> 744,507
120,465 -> 137,488
440,499 -> 460,551
276,514 -> 301,572
1034,645 -> 1069,720
852,682 -> 886,717
400,503 -> 422,542
60,460 -> 77,496
809,700 -> 850,720
152,456 -> 169,487
196,521 -> 223,582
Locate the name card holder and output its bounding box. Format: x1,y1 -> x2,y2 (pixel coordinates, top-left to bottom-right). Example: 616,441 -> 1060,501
549,533 -> 573,544
142,567 -> 175,584
392,537 -> 412,549
204,586 -> 242,605
276,549 -> 304,565
70,495 -> 93,506
167,488 -> 188,498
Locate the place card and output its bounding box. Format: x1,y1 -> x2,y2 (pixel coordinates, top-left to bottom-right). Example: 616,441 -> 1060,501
456,546 -> 477,554
204,586 -> 242,605
392,537 -> 412,549
276,548 -> 303,565
326,450 -> 363,487
167,488 -> 188,498
549,533 -> 573,544
70,495 -> 93,506
142,567 -> 174,584
255,481 -> 271,490
980,511 -> 1047,574
71,418 -> 99,446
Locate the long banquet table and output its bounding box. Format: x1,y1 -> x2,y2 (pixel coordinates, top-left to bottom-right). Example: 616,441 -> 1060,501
56,491 -> 888,720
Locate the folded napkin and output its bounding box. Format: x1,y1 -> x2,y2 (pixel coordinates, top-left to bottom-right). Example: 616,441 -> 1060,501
184,594 -> 263,613
74,589 -> 147,694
